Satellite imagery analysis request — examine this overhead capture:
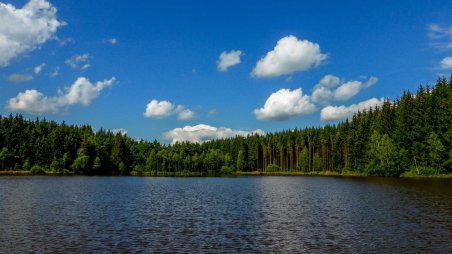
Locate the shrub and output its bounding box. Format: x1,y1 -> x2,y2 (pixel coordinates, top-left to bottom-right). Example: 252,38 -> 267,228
30,165 -> 45,174
266,163 -> 281,172
219,165 -> 236,175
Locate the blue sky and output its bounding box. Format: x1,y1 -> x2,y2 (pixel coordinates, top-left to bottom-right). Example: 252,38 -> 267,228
1,0 -> 451,143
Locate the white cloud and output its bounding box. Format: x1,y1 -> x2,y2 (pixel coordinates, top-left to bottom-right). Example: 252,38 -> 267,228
65,53 -> 90,69
56,37 -> 73,46
320,98 -> 384,122
144,100 -> 194,120
333,81 -> 362,101
111,128 -> 127,135
311,75 -> 377,104
0,0 -> 62,67
7,73 -> 33,83
7,77 -> 115,114
143,100 -> 175,118
333,77 -> 377,101
311,74 -> 341,105
164,124 -> 265,144
313,74 -> 341,89
33,63 -> 45,74
312,86 -> 334,106
81,63 -> 91,70
103,38 -> 117,45
440,56 -> 452,69
427,24 -> 452,49
251,35 -> 327,78
177,108 -> 195,120
62,77 -> 114,105
254,88 -> 317,121
217,50 -> 242,72
50,66 -> 59,77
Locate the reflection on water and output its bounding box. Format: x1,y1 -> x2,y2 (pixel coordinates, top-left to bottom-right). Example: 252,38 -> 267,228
0,176 -> 451,253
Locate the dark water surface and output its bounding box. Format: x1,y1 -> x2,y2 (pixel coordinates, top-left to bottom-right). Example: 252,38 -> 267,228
0,176 -> 451,253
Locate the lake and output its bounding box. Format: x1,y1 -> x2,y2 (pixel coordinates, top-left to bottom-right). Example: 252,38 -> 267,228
0,176 -> 451,253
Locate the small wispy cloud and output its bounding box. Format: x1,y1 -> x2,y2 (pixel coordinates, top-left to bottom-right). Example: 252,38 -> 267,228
50,66 -> 60,78
427,24 -> 452,70
7,73 -> 33,83
34,63 -> 46,75
427,24 -> 452,49
65,53 -> 91,70
103,38 -> 118,45
56,37 -> 74,46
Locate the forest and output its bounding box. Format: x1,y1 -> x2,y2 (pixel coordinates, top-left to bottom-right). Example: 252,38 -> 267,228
0,77 -> 451,177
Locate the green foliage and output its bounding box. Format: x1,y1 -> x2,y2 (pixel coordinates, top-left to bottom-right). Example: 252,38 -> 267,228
219,165 -> 236,175
427,132 -> 445,169
30,164 -> 45,174
402,166 -> 446,176
366,132 -> 403,176
71,155 -> 90,174
50,159 -> 59,172
236,150 -> 245,171
0,147 -> 9,169
266,163 -> 281,172
92,156 -> 102,174
118,162 -> 127,175
23,160 -> 30,170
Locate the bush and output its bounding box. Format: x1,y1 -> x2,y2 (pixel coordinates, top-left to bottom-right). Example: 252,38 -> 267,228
30,165 -> 45,174
219,165 -> 236,175
23,160 -> 30,170
133,164 -> 145,176
266,163 -> 281,172
400,166 -> 447,177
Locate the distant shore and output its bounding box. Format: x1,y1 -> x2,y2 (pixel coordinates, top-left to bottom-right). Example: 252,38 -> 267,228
1,170 -> 451,178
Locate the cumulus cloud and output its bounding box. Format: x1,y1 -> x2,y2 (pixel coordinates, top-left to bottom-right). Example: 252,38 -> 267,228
320,98 -> 384,122
33,63 -> 45,74
311,74 -> 341,105
251,35 -> 327,78
427,24 -> 452,49
7,73 -> 33,83
7,77 -> 115,114
312,75 -> 377,104
217,50 -> 242,72
314,74 -> 341,89
254,88 -> 317,121
65,53 -> 91,69
440,56 -> 452,69
334,76 -> 377,101
144,100 -> 175,118
177,108 -> 195,120
0,0 -> 62,67
143,100 -> 195,120
164,124 -> 265,144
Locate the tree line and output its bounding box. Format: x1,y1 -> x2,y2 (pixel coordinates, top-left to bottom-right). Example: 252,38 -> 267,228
0,77 -> 451,176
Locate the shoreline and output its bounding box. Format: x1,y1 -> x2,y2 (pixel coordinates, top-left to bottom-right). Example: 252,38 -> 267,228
0,170 -> 451,178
